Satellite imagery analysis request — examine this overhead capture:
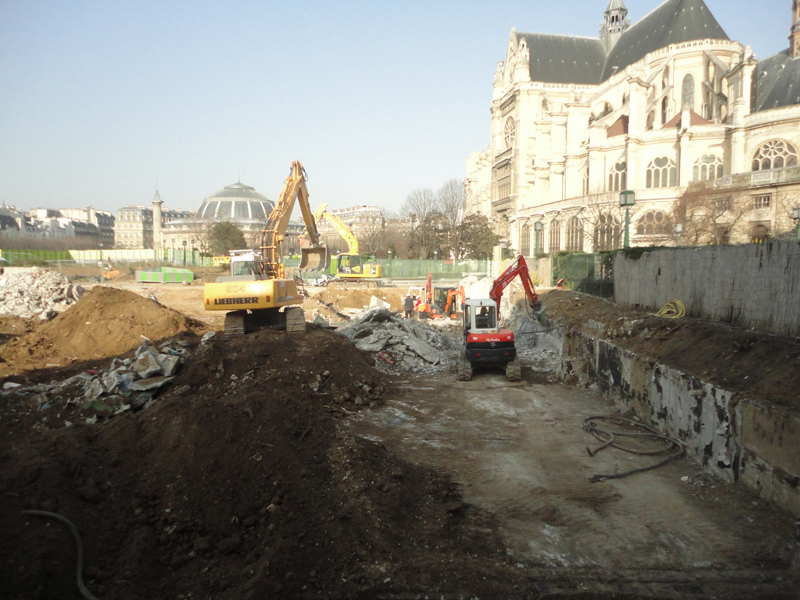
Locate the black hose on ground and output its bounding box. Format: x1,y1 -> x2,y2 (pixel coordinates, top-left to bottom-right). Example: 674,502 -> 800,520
22,510 -> 100,600
582,415 -> 684,483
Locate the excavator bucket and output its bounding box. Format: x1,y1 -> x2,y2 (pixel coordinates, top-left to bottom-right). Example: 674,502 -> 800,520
300,247 -> 328,272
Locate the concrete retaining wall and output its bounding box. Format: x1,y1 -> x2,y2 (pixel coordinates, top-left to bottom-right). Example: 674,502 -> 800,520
614,241 -> 800,337
561,327 -> 800,516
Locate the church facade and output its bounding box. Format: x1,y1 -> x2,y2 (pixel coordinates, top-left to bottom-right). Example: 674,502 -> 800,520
465,0 -> 800,254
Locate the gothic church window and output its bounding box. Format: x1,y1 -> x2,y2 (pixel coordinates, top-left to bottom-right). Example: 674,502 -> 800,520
608,161 -> 627,192
693,155 -> 724,181
646,111 -> 655,130
646,157 -> 677,188
549,219 -> 561,252
635,211 -> 670,235
661,97 -> 669,125
681,74 -> 695,111
520,224 -> 530,256
566,217 -> 584,252
504,118 -> 516,150
751,140 -> 798,171
593,213 -> 621,251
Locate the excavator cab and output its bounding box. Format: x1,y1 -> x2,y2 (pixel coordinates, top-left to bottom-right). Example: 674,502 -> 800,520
337,254 -> 361,274
465,301 -> 498,332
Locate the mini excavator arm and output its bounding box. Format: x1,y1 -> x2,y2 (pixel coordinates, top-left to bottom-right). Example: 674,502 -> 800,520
443,286 -> 465,317
488,255 -> 540,321
259,161 -> 326,279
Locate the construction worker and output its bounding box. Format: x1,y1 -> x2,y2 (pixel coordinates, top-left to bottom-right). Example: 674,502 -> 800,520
404,294 -> 414,319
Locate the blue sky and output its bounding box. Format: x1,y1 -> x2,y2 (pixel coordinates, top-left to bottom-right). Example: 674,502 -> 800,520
0,0 -> 791,216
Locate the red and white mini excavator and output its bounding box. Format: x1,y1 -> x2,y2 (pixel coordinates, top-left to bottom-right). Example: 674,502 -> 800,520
458,255 -> 540,382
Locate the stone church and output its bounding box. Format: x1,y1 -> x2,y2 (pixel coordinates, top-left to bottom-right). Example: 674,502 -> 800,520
465,0 -> 800,254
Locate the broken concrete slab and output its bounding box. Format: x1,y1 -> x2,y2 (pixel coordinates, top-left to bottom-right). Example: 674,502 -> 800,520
128,376 -> 175,392
155,354 -> 180,377
132,352 -> 162,379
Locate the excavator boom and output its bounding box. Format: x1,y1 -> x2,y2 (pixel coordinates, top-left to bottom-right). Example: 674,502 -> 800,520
488,255 -> 540,321
309,203 -> 359,255
259,161 -> 326,278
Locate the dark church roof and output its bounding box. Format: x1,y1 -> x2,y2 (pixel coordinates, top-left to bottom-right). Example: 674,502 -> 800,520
754,50 -> 800,112
602,0 -> 728,80
518,34 -> 606,85
518,0 -> 729,85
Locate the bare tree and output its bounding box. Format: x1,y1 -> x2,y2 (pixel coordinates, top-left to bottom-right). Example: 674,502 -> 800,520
358,214 -> 388,257
674,183 -> 752,245
401,188 -> 438,223
437,179 -> 465,231
401,188 -> 441,258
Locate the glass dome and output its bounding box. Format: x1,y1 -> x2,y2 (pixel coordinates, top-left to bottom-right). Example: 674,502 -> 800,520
196,182 -> 274,221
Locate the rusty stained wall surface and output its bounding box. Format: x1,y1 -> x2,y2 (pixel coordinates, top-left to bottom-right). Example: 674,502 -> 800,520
613,242 -> 800,337
561,328 -> 800,516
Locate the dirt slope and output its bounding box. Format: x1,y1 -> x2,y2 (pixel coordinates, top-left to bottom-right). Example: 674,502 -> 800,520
0,287 -> 208,376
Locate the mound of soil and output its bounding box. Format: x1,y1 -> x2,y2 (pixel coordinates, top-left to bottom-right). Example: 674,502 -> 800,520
0,287 -> 209,376
0,315 -> 33,344
0,327 -> 514,600
542,290 -> 800,410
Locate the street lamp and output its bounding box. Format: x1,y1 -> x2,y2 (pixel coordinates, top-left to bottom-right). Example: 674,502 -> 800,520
182,240 -> 187,266
534,220 -> 543,256
673,222 -> 684,246
191,239 -> 195,266
619,190 -> 636,249
792,207 -> 800,240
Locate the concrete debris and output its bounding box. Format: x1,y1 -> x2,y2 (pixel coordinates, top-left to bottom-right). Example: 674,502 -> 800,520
336,307 -> 457,373
311,313 -> 331,328
0,339 -> 188,421
0,268 -> 83,320
129,376 -> 175,392
201,331 -> 216,344
369,296 -> 391,310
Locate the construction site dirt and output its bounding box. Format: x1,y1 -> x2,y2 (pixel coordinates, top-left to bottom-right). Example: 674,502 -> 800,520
0,279 -> 798,599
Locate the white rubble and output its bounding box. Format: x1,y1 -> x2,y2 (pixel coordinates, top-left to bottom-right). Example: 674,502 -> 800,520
0,268 -> 83,320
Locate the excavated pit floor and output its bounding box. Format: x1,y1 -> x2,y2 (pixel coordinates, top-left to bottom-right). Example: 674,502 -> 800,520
349,371 -> 798,597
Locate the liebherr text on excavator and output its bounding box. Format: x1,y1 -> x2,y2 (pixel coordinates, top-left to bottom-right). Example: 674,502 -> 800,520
203,161 -> 326,335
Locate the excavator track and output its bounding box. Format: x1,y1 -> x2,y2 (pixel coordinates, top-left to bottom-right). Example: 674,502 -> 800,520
285,307 -> 306,334
224,311 -> 246,337
505,356 -> 522,382
457,351 -> 473,381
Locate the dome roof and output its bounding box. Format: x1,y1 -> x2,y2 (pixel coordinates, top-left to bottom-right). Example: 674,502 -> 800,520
197,182 -> 274,221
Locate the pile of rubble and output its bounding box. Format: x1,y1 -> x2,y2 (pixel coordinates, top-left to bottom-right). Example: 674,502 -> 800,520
2,338 -> 190,422
0,268 -> 83,320
335,307 -> 458,373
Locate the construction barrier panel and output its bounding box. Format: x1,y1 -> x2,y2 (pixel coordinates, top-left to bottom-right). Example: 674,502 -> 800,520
135,267 -> 195,283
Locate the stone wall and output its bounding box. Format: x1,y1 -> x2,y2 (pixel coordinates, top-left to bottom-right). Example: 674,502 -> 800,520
613,242 -> 800,337
561,327 -> 800,516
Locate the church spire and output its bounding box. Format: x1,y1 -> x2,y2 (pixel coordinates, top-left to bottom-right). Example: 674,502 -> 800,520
600,0 -> 630,53
791,0 -> 800,58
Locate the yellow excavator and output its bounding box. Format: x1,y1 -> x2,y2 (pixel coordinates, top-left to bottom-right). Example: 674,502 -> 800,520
310,203 -> 382,284
203,161 -> 327,335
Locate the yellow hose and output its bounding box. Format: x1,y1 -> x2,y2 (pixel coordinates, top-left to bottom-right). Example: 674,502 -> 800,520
653,299 -> 685,319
